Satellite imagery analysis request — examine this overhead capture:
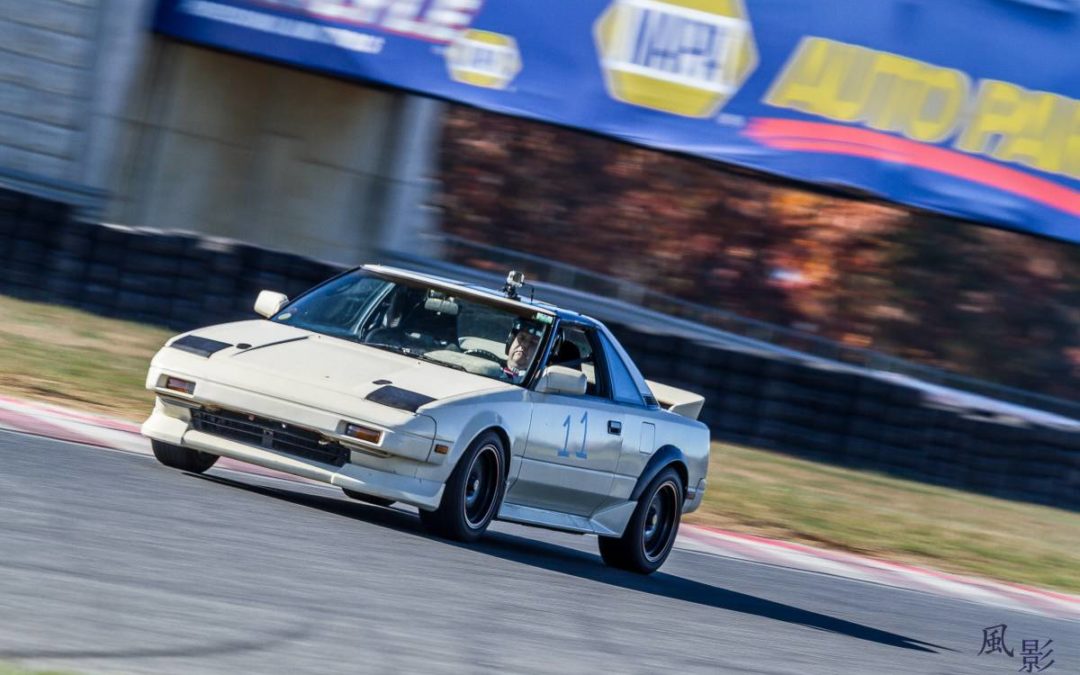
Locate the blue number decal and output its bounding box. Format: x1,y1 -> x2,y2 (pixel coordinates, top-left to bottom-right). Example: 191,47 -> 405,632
576,411 -> 588,459
558,414 -> 571,457
557,413 -> 588,459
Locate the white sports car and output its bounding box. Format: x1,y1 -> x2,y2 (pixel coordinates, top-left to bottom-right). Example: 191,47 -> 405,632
142,265 -> 710,573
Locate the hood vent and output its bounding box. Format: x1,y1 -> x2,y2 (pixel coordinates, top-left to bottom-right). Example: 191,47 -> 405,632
170,335 -> 232,358
366,386 -> 435,413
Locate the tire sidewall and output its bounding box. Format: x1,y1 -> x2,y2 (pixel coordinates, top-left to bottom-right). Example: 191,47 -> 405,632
445,431 -> 507,541
630,467 -> 684,572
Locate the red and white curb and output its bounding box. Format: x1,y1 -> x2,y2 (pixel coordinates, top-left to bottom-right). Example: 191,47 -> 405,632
678,527 -> 1079,621
1,394 -> 1077,621
0,395 -> 315,484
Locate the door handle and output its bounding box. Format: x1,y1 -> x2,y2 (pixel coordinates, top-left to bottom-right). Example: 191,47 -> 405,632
607,420 -> 622,435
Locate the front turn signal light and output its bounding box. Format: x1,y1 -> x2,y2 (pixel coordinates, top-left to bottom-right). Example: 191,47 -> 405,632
164,376 -> 195,395
344,423 -> 382,445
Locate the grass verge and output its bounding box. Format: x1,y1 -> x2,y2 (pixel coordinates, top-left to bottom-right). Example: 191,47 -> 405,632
0,295 -> 172,420
1,294 -> 1077,592
686,444 -> 1080,592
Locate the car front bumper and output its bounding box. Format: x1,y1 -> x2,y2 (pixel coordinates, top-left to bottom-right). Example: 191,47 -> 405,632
142,396 -> 446,510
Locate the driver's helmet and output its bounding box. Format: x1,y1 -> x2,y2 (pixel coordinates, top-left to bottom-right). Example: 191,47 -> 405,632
506,317 -> 545,352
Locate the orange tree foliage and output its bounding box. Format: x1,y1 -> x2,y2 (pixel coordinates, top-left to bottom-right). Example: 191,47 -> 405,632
436,105 -> 1080,400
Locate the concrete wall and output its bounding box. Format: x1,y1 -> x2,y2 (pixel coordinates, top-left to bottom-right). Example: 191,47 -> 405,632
103,41 -> 424,264
2,0 -> 443,265
0,0 -> 99,182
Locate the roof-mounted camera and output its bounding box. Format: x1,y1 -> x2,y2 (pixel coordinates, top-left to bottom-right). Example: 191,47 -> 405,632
503,270 -> 525,300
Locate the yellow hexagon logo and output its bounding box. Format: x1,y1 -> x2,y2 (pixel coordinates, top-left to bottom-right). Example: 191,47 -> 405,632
446,30 -> 522,90
594,0 -> 758,118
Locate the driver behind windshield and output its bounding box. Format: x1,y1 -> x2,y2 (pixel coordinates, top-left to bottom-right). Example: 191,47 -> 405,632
502,319 -> 544,383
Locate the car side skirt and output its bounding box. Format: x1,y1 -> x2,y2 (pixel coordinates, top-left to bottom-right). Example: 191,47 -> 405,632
497,500 -> 636,537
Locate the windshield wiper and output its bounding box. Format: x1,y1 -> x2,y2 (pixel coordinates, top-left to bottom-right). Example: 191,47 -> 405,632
417,353 -> 468,372
364,342 -> 413,356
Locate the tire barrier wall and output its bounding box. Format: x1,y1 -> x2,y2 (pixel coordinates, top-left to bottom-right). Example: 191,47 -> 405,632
619,325 -> 1078,510
1,189 -> 1076,509
0,190 -> 342,330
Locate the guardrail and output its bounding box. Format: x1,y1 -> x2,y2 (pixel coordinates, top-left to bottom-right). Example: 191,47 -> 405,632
429,232 -> 1080,420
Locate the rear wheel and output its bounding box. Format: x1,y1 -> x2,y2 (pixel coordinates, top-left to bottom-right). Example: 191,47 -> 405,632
419,431 -> 505,542
342,489 -> 395,507
599,467 -> 683,574
151,439 -> 218,474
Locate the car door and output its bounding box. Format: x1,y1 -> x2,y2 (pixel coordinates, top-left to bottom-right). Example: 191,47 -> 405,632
507,325 -> 625,517
592,329 -> 656,481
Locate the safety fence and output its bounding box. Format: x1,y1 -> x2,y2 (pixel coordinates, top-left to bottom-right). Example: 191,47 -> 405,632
0,189 -> 1076,508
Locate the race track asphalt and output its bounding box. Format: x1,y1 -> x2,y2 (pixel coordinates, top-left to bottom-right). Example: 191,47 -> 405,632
0,429 -> 1075,674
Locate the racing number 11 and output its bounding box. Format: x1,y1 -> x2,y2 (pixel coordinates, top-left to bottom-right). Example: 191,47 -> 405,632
558,412 -> 588,459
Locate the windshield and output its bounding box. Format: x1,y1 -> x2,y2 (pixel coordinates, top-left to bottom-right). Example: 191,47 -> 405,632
272,270 -> 553,385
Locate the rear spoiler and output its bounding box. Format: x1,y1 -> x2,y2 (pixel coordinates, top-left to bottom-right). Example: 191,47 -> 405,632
646,381 -> 705,420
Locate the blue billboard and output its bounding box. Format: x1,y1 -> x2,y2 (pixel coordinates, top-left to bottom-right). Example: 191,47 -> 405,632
154,0 -> 1080,243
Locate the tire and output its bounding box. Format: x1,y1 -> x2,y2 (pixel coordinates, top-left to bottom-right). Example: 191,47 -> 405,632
342,489 -> 395,508
599,467 -> 684,574
419,431 -> 506,543
151,439 -> 219,474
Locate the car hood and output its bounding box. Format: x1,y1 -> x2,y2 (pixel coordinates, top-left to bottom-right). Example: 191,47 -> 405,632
156,320 -> 515,410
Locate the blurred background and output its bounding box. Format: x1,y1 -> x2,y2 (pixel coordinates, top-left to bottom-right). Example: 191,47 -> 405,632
439,106 -> 1080,401
0,0 -> 1078,596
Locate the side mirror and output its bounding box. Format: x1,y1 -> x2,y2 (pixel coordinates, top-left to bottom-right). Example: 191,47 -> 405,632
535,365 -> 587,396
254,290 -> 289,318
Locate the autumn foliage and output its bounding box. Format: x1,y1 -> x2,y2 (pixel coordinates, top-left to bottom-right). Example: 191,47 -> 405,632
436,105 -> 1080,401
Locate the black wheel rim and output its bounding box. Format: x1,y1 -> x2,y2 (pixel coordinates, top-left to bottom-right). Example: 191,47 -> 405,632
642,481 -> 679,562
463,443 -> 501,528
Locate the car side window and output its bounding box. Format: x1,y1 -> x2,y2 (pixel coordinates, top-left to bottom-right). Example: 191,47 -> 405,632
549,326 -> 609,398
598,332 -> 645,406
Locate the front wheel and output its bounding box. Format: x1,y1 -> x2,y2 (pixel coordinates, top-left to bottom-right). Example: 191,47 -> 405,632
419,431 -> 506,542
151,440 -> 218,474
599,467 -> 684,574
